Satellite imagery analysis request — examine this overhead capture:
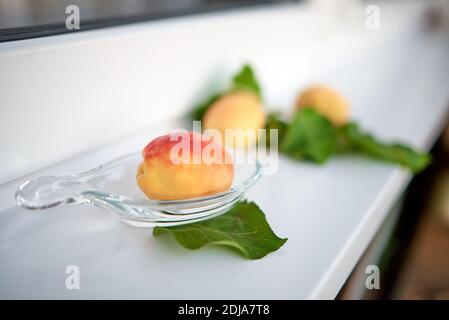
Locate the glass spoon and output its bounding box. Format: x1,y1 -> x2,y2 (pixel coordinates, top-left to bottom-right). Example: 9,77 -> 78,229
15,152 -> 262,227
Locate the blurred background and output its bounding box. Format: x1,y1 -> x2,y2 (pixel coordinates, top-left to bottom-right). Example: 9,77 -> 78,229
338,125 -> 449,300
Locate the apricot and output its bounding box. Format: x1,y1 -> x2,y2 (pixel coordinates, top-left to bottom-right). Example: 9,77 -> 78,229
136,132 -> 234,200
203,91 -> 265,148
296,85 -> 350,126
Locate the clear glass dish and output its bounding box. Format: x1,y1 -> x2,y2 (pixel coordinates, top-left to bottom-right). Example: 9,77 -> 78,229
15,152 -> 262,227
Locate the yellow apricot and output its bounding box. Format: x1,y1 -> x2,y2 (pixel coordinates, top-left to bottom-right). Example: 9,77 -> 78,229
203,91 -> 265,148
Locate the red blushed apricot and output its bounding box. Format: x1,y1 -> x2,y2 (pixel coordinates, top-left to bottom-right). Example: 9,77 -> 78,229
137,132 -> 234,200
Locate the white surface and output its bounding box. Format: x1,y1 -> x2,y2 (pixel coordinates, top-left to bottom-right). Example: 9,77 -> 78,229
1,0 -> 449,299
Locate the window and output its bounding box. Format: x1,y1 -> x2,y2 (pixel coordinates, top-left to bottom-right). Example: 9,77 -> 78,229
0,0 -> 296,42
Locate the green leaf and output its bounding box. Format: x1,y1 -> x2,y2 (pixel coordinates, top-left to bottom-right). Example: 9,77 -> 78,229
153,201 -> 287,259
189,93 -> 222,122
281,108 -> 337,164
231,64 -> 261,97
340,123 -> 431,173
274,108 -> 430,172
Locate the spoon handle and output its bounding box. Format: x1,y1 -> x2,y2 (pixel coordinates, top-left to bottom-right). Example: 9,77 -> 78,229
15,175 -> 90,210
